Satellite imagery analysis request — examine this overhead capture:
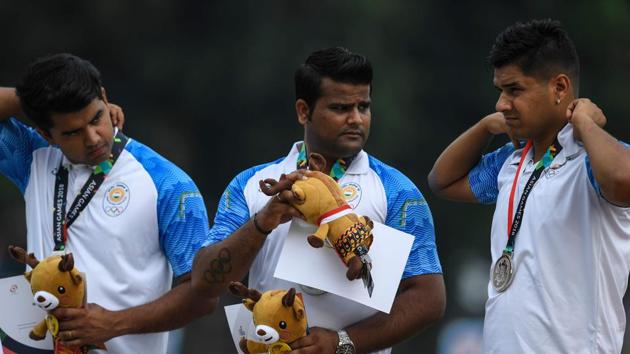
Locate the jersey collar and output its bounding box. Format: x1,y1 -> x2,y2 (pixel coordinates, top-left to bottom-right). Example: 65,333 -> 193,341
289,141 -> 370,179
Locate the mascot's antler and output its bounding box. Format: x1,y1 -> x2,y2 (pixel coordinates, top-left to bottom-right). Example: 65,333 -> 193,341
58,253 -> 74,272
259,152 -> 328,197
229,281 -> 262,302
260,173 -> 293,197
8,245 -> 39,268
281,288 -> 297,307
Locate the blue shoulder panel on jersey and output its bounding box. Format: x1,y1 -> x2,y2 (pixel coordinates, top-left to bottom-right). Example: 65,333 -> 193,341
203,158 -> 284,247
468,143 -> 516,204
126,140 -> 209,277
369,156 -> 442,279
585,140 -> 630,196
0,118 -> 48,194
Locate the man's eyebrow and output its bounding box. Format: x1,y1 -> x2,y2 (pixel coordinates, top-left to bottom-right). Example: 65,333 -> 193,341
89,109 -> 104,123
328,102 -> 354,108
61,127 -> 82,136
60,109 -> 103,135
494,81 -> 521,90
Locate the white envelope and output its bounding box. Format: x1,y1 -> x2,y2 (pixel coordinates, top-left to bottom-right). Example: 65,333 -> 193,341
0,275 -> 54,353
224,303 -> 253,354
273,219 -> 413,313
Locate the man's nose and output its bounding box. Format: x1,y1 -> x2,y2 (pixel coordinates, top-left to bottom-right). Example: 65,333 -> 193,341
85,126 -> 100,146
347,107 -> 363,124
495,93 -> 512,113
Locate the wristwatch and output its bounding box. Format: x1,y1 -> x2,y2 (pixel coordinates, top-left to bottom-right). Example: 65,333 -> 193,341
336,329 -> 356,354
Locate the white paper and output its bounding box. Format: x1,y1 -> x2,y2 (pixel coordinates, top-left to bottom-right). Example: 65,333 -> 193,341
224,303 -> 256,354
0,275 -> 54,352
274,219 -> 413,313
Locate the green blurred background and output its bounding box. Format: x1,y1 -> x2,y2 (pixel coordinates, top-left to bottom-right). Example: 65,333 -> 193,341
1,1 -> 629,353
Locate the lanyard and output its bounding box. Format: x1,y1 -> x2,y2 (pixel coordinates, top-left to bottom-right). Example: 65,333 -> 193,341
504,139 -> 562,254
296,143 -> 354,181
52,131 -> 128,252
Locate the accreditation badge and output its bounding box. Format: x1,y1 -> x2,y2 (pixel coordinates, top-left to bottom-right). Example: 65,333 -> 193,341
492,252 -> 514,292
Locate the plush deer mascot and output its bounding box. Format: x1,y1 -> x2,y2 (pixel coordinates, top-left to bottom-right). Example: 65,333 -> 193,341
260,153 -> 375,295
229,281 -> 308,353
8,245 -> 106,353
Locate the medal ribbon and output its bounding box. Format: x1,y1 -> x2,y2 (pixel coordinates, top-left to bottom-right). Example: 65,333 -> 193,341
504,138 -> 562,254
52,131 -> 128,252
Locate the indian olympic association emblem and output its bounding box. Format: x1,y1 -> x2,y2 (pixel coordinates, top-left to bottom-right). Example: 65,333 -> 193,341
340,181 -> 362,208
103,182 -> 130,217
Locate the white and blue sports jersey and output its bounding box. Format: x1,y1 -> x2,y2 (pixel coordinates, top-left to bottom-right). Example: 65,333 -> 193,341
0,118 -> 209,354
468,124 -> 630,354
204,142 -> 442,354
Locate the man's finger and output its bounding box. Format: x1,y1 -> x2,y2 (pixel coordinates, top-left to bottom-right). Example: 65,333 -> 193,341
57,330 -> 75,341
566,100 -> 579,119
285,206 -> 305,220
58,318 -> 82,331
278,189 -> 299,204
289,349 -> 314,354
60,338 -> 85,348
51,307 -> 82,320
284,170 -> 309,182
289,333 -> 315,350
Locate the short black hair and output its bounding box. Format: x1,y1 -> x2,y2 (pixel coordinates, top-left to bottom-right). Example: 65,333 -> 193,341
295,47 -> 372,110
489,19 -> 580,93
16,53 -> 103,130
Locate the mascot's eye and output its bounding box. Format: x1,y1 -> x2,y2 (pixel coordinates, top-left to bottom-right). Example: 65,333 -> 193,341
279,321 -> 287,329
58,286 -> 66,294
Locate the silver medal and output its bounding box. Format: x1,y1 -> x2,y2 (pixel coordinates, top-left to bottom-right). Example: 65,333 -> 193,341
492,253 -> 514,292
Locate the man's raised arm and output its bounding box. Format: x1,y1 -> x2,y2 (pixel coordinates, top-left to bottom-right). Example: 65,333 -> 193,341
428,112 -> 516,202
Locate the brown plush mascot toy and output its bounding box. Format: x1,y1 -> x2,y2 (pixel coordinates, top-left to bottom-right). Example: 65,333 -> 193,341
8,245 -> 106,354
229,281 -> 308,354
260,153 -> 375,296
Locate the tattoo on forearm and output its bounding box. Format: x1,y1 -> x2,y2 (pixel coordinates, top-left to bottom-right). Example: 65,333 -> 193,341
203,248 -> 233,284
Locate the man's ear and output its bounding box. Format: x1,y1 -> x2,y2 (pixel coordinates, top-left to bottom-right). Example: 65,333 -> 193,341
550,74 -> 572,103
296,99 -> 310,125
101,87 -> 109,104
36,127 -> 54,145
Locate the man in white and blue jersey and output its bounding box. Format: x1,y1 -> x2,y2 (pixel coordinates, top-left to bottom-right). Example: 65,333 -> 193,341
192,47 -> 445,354
0,53 -> 216,353
429,20 -> 630,353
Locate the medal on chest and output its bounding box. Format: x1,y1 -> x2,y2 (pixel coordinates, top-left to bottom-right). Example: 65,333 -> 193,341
492,139 -> 562,292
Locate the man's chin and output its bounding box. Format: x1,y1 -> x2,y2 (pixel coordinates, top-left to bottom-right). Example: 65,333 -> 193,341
87,151 -> 112,166
335,144 -> 364,159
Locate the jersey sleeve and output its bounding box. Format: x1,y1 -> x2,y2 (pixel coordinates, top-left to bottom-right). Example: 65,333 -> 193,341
585,140 -> 630,198
0,118 -> 48,194
370,157 -> 442,279
127,141 -> 210,278
203,166 -> 263,247
468,142 -> 515,204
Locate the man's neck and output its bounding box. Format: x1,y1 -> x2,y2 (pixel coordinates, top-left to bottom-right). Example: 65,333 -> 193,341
301,142 -> 337,175
531,120 -> 567,162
